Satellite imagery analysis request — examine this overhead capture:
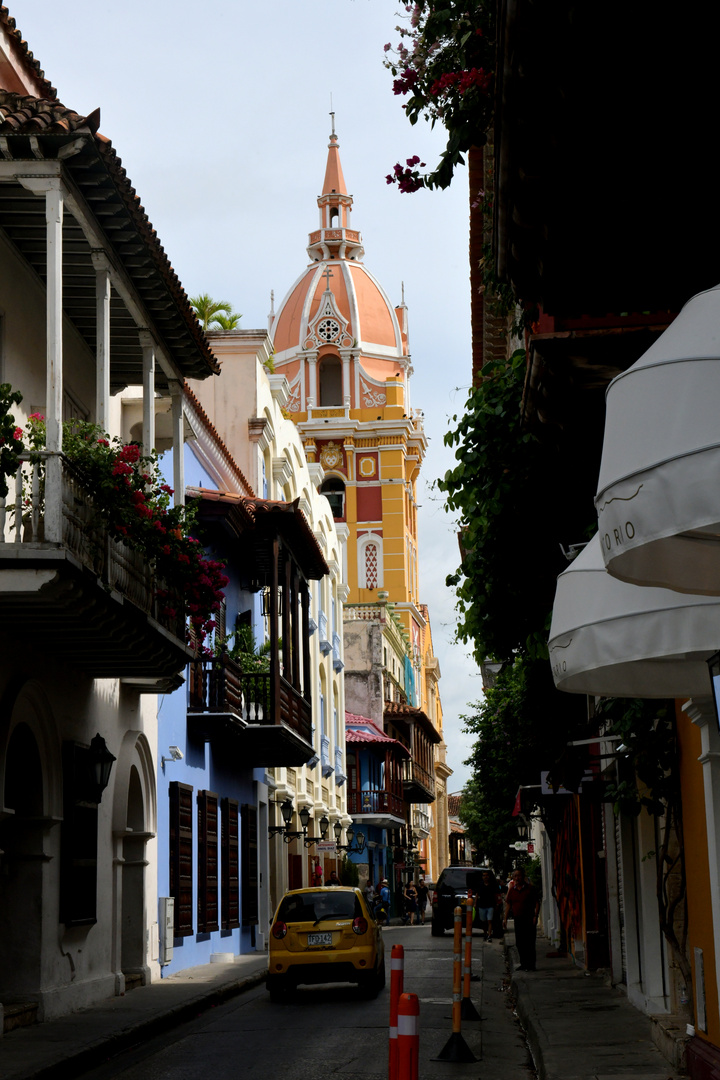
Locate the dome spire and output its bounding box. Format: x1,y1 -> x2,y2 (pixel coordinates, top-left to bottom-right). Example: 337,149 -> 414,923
322,109 -> 347,196
308,118 -> 364,263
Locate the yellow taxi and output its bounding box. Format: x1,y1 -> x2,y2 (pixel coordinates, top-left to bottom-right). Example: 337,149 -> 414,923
267,886 -> 385,1001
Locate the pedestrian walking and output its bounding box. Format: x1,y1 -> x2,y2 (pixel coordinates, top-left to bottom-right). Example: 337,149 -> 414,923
416,877 -> 429,925
503,866 -> 540,970
377,878 -> 391,925
326,870 -> 341,886
312,855 -> 323,886
493,873 -> 507,940
364,879 -> 376,906
404,881 -> 419,926
475,868 -> 501,942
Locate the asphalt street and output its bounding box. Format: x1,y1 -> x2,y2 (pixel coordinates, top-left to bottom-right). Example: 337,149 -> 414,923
69,925 -> 532,1080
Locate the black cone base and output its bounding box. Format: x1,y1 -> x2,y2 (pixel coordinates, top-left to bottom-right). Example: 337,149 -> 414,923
433,1031 -> 478,1062
460,995 -> 482,1020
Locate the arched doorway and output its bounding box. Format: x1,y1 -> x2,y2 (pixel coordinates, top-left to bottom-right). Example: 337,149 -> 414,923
112,731 -> 156,991
0,723 -> 45,1000
121,765 -> 147,985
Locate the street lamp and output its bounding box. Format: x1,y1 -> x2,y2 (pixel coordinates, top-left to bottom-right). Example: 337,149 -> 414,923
84,733 -> 116,804
334,821 -> 366,854
268,799 -> 329,848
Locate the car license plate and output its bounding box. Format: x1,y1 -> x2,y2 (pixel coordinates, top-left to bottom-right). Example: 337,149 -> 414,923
307,932 -> 332,946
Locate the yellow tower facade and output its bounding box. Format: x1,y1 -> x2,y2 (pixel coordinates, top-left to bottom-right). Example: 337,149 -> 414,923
269,123 -> 451,888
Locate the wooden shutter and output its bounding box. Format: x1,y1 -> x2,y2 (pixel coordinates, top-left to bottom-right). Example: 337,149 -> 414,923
240,803 -> 259,926
169,781 -> 193,937
197,790 -> 219,933
222,798 -> 240,930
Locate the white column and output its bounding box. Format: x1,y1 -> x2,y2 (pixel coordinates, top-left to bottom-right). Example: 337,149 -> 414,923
685,696 -> 720,1019
307,356 -> 318,413
91,252 -> 111,431
138,331 -> 156,455
45,182 -> 64,543
169,381 -> 184,507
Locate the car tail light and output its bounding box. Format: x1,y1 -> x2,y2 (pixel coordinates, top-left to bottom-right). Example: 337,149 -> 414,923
271,921 -> 287,939
352,916 -> 368,935
431,890 -> 438,905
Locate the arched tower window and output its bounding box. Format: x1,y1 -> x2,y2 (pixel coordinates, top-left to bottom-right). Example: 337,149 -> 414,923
318,356 -> 342,406
330,207 -> 340,228
358,533 -> 383,590
320,476 -> 345,520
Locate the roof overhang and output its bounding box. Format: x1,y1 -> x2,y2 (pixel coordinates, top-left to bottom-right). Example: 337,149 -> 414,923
0,94 -> 219,390
495,1 -> 720,315
189,489 -> 330,580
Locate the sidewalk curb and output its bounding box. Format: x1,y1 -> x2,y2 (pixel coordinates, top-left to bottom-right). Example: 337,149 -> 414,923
7,968 -> 268,1080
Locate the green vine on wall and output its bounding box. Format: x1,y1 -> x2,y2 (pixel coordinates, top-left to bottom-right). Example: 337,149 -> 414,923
438,350 -> 556,663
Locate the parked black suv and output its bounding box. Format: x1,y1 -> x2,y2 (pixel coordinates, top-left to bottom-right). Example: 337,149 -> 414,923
430,866 -> 488,936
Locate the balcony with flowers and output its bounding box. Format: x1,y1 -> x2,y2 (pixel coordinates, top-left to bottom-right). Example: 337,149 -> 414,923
0,401 -> 224,684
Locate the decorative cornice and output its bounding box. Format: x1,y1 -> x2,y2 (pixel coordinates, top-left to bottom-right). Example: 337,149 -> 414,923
248,416 -> 271,452
268,373 -> 290,409
307,462 -> 325,488
272,456 -> 293,488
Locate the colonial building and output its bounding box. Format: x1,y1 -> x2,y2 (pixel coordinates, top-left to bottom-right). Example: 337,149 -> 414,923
186,328 -> 349,927
267,121 -> 450,907
0,66 -> 218,1025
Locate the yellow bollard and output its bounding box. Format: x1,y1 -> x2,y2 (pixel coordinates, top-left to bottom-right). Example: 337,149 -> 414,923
433,906 -> 477,1062
461,896 -> 481,1020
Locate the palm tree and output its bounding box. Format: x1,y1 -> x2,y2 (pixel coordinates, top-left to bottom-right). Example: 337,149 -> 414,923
212,311 -> 243,330
190,294 -> 241,331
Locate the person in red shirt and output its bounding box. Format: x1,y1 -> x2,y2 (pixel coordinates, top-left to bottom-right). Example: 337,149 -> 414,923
503,867 -> 540,971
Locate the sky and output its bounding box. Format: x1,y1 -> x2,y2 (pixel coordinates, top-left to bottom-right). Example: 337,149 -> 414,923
17,0 -> 483,787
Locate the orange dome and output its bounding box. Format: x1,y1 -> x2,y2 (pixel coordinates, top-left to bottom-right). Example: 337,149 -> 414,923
272,261 -> 405,359
270,125 -> 410,405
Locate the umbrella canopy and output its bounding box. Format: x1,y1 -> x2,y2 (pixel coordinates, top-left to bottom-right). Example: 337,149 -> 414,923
595,283 -> 720,594
548,535 -> 720,698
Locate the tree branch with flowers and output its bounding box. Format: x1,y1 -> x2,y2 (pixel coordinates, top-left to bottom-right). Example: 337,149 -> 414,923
384,1 -> 494,192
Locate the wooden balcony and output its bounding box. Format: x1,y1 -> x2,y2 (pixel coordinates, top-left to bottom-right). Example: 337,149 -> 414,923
347,788 -> 405,824
402,760 -> 436,804
0,455 -> 191,682
187,655 -> 313,767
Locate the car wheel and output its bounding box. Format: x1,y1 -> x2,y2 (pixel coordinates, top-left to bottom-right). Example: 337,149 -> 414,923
267,975 -> 289,1003
431,918 -> 445,937
361,959 -> 385,998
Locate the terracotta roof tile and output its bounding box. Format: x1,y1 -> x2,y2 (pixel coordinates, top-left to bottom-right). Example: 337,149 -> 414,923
186,488 -> 329,579
345,711 -> 410,756
0,90 -> 95,133
0,7 -> 56,99
384,699 -> 442,744
448,793 -> 463,818
0,90 -> 218,381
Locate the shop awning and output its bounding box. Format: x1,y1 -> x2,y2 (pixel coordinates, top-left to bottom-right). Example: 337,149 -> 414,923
548,534 -> 720,698
595,283 -> 720,594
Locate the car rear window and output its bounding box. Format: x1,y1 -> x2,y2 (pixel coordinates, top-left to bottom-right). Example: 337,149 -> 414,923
277,891 -> 362,923
438,869 -> 485,892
